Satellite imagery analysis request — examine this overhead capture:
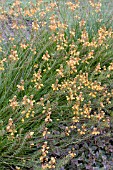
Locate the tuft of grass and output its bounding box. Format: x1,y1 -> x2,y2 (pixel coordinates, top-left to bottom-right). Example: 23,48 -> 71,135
0,0 -> 113,169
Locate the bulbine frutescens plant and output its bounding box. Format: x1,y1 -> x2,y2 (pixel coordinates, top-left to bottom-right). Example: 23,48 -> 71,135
0,0 -> 113,169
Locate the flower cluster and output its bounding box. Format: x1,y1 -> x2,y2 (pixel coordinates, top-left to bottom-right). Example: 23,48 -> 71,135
6,118 -> 17,140
9,96 -> 18,110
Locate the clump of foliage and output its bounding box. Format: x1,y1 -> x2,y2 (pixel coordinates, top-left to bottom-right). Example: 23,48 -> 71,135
0,0 -> 113,169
